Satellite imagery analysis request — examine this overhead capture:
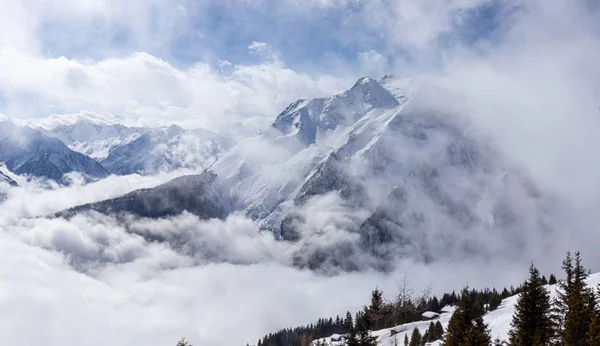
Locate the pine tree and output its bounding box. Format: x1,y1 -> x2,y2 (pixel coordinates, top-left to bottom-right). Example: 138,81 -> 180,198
507,263 -> 553,346
587,305 -> 600,346
408,327 -> 422,346
558,251 -> 593,346
552,251 -> 573,345
176,337 -> 192,346
549,274 -> 558,285
404,334 -> 409,346
493,336 -> 506,345
357,327 -> 377,346
473,296 -> 485,318
345,326 -> 360,346
344,311 -> 354,332
583,288 -> 600,346
464,316 -> 491,346
489,289 -> 502,311
425,322 -> 435,342
434,321 -> 444,340
445,287 -> 473,346
367,288 -> 385,330
541,275 -> 548,285
422,330 -> 430,344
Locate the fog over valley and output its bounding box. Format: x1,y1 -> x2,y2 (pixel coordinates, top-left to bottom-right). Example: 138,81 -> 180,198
0,0 -> 599,345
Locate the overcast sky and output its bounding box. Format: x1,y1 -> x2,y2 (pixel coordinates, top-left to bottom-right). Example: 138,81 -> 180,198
0,0 -> 552,133
1,1 -> 600,346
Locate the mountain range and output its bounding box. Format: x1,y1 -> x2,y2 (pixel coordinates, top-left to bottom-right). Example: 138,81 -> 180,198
0,118 -> 233,182
41,75 -> 555,271
0,122 -> 109,182
58,171 -> 229,220
42,120 -> 146,160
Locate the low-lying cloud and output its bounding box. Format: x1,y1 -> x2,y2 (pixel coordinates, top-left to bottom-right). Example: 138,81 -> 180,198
0,212 -> 535,346
1,0 -> 599,345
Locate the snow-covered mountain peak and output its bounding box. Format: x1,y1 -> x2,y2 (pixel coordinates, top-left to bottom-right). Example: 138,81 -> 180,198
49,120 -> 142,143
271,77 -> 399,146
45,120 -> 147,160
346,76 -> 401,109
379,75 -> 419,101
100,125 -> 233,175
166,124 -> 185,136
0,123 -> 109,182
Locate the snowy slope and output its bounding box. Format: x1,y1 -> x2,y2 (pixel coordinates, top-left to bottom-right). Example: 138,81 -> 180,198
59,75 -> 556,272
101,125 -> 234,175
210,75 -> 554,270
316,273 -> 600,346
58,170 -> 230,220
214,77 -> 409,228
43,120 -> 233,175
0,169 -> 17,203
45,119 -> 147,160
0,170 -> 17,187
0,121 -> 110,182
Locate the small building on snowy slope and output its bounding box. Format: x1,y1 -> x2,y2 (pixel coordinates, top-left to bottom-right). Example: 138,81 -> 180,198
330,334 -> 343,342
390,325 -> 408,336
421,311 -> 440,320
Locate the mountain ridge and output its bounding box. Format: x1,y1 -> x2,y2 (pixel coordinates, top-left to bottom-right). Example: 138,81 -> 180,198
44,75 -> 556,271
0,122 -> 110,182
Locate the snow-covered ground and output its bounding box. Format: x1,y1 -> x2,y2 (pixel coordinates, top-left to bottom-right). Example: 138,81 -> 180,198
316,273 -> 600,345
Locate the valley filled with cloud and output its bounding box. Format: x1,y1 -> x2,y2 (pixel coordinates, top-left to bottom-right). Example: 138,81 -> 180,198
1,0 -> 600,345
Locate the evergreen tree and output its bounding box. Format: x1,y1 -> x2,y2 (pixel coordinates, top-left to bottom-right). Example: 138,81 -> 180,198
507,264 -> 553,346
355,311 -> 366,331
356,327 -> 377,346
404,334 -> 409,346
434,321 -> 444,340
549,274 -> 558,285
473,296 -> 485,318
345,326 -> 360,346
300,334 -> 313,346
582,288 -> 600,346
425,322 -> 435,342
492,336 -> 506,346
464,316 -> 491,346
541,275 -> 548,285
408,327 -> 422,346
587,305 -> 600,346
556,251 -> 593,346
367,288 -> 385,330
489,289 -> 502,311
501,288 -> 510,299
430,296 -> 441,313
176,337 -> 192,346
552,251 -> 574,345
344,311 -> 354,331
445,286 -> 490,346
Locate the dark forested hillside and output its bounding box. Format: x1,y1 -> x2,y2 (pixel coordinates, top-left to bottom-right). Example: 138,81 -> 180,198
235,252 -> 599,346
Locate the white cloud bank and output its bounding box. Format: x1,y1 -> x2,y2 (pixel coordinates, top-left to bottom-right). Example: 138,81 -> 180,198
0,0 -> 600,346
0,49 -> 350,137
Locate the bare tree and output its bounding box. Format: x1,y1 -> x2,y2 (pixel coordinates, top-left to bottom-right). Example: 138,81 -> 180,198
396,275 -> 415,309
393,275 -> 434,324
